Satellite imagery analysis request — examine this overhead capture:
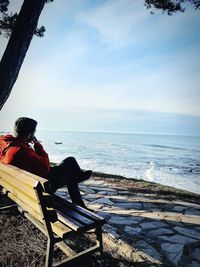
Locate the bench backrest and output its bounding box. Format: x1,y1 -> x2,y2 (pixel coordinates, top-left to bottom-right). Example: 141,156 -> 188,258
0,162 -> 72,237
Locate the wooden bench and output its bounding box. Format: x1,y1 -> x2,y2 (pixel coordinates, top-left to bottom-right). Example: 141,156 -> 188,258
0,162 -> 105,267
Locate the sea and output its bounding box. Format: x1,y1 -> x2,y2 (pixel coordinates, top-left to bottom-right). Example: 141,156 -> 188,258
35,131 -> 200,195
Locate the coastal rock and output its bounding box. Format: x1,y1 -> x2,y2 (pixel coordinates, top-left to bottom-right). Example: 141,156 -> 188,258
174,226 -> 200,240
158,234 -> 197,245
161,243 -> 184,265
140,222 -> 167,230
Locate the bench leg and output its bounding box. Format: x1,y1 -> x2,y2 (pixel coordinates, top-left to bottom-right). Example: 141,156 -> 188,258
96,226 -> 103,255
45,238 -> 54,267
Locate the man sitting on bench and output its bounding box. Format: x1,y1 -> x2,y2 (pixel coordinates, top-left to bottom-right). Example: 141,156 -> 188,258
0,117 -> 92,208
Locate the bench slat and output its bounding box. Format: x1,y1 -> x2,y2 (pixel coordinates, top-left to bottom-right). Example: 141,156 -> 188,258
56,210 -> 84,231
0,174 -> 38,200
4,189 -> 72,238
53,194 -> 105,224
0,179 -> 40,212
55,205 -> 95,226
0,162 -> 49,191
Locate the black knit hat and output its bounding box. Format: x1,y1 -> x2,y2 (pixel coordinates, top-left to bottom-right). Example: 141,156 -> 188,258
14,117 -> 37,137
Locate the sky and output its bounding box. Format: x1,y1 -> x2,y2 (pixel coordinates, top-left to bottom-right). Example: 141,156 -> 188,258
0,0 -> 200,135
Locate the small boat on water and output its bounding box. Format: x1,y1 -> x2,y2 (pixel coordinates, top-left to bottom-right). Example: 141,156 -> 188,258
54,142 -> 63,145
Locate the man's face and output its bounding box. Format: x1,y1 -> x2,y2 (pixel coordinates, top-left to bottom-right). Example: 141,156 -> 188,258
27,129 -> 36,142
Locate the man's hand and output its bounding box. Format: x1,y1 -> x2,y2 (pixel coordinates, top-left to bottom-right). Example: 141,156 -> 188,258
32,136 -> 40,144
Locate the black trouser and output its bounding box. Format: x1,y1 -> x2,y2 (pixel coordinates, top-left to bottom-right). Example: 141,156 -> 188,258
47,157 -> 88,207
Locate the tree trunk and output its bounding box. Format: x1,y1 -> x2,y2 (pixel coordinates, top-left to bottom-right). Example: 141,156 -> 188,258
0,0 -> 46,110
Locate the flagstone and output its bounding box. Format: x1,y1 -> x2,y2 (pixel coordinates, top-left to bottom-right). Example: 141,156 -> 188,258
185,208 -> 200,216
171,205 -> 186,212
74,177 -> 200,265
110,197 -> 129,203
108,215 -> 143,225
98,190 -> 117,195
158,234 -> 198,244
96,211 -> 111,220
142,203 -> 160,210
140,221 -> 167,230
174,226 -> 200,240
161,243 -> 184,265
189,262 -> 200,267
84,194 -> 102,200
115,202 -> 142,209
135,241 -> 162,262
91,198 -> 114,205
79,187 -> 95,194
192,248 -> 200,261
148,227 -> 174,237
124,226 -> 142,236
83,180 -> 105,185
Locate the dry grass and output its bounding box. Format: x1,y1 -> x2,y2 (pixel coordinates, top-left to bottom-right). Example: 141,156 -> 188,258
0,209 -> 46,267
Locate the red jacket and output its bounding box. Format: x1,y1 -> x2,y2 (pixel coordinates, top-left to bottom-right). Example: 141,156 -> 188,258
0,134 -> 50,178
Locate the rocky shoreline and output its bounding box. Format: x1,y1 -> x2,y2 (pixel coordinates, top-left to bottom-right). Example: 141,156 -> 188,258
56,173 -> 200,267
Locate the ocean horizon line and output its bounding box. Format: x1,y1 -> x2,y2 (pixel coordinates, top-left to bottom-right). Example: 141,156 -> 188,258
1,129 -> 200,138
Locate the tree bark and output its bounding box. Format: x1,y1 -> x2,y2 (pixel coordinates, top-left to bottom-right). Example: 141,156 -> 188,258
0,0 -> 46,110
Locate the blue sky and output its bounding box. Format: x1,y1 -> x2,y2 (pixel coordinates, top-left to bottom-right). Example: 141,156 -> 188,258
0,0 -> 200,135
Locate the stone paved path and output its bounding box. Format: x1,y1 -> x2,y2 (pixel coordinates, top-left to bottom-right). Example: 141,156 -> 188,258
57,178 -> 200,267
